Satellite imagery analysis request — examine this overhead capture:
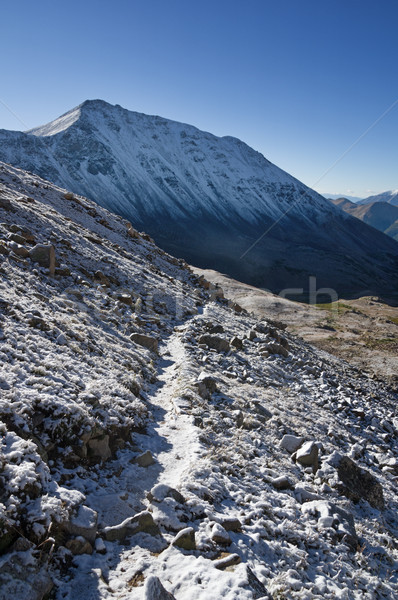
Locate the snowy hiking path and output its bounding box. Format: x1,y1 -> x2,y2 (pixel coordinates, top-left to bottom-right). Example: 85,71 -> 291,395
137,327 -> 203,493
82,324 -> 202,531
57,324 -> 205,599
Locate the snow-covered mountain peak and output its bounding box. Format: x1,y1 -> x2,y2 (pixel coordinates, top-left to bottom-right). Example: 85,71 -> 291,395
0,100 -> 397,296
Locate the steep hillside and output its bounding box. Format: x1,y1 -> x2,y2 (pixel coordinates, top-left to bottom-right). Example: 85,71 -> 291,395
331,198 -> 398,241
0,100 -> 398,298
0,162 -> 398,599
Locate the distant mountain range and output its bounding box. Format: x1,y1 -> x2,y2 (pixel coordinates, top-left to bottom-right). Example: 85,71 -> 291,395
325,193 -> 364,203
0,99 -> 397,298
331,197 -> 398,242
357,190 -> 398,207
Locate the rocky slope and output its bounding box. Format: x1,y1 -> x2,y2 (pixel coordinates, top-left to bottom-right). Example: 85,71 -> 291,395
192,267 -> 398,386
331,198 -> 398,242
0,162 -> 398,599
1,100 -> 398,298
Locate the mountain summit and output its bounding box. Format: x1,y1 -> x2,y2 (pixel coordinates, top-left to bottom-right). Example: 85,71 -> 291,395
0,99 -> 397,298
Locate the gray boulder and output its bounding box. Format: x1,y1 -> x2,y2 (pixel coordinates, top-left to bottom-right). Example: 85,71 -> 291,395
29,244 -> 56,275
295,441 -> 319,471
198,334 -> 230,353
130,333 -> 158,353
65,505 -> 98,543
196,372 -> 218,398
171,527 -> 196,550
134,450 -> 156,467
0,553 -> 53,600
280,434 -> 304,454
144,576 -> 176,600
336,455 -> 385,510
103,511 -> 160,542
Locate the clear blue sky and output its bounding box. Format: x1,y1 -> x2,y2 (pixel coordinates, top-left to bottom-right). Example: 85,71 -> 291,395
1,0 -> 397,197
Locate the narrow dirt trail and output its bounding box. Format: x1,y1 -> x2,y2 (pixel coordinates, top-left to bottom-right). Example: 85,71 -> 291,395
139,330 -> 203,492
57,326 -> 204,599
83,324 -> 202,531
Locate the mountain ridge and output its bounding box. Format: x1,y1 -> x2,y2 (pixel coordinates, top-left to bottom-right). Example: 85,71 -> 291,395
0,99 -> 398,298
331,197 -> 398,241
358,190 -> 398,206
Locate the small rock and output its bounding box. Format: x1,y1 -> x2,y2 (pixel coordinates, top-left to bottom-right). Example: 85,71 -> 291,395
56,333 -> 67,345
252,402 -> 272,421
144,576 -> 176,600
63,191 -> 76,200
294,484 -> 322,503
336,455 -> 385,510
197,372 -> 218,398
205,323 -> 224,334
134,450 -> 155,467
198,334 -> 230,353
67,505 -> 98,543
230,336 -> 243,350
8,241 -> 29,258
242,416 -> 261,430
126,222 -> 140,239
27,315 -> 50,330
295,441 -> 319,472
65,536 -> 93,555
211,523 -> 231,544
88,435 -> 112,461
0,242 -> 10,255
245,566 -> 271,599
94,270 -> 111,286
8,232 -> 27,245
271,475 -> 292,490
210,515 -> 242,531
0,196 -> 12,211
171,527 -> 196,550
117,293 -> 133,305
103,511 -> 160,542
94,538 -> 107,554
29,244 -> 56,275
266,342 -> 289,357
235,411 -> 244,428
130,333 -> 158,353
213,553 -> 241,570
280,434 -> 304,454
147,484 -> 185,504
55,266 -> 71,277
